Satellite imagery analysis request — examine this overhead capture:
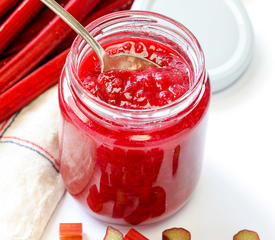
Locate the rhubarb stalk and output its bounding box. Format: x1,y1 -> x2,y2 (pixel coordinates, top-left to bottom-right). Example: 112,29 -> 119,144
0,54 -> 15,69
2,0 -> 133,58
48,0 -> 134,57
84,0 -> 134,24
0,49 -> 69,122
0,0 -> 100,94
2,0 -> 69,57
0,0 -> 44,54
0,0 -> 21,18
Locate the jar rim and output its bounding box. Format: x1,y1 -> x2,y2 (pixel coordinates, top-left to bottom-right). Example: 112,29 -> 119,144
67,10 -> 206,122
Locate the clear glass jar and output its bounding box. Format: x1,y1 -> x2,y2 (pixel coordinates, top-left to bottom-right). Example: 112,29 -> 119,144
58,10 -> 210,225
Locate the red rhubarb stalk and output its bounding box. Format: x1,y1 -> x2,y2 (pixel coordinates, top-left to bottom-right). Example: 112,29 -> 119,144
0,0 -> 21,18
0,54 -> 15,69
2,0 -> 69,57
84,0 -> 134,25
0,49 -> 69,122
0,0 -> 100,94
0,0 -> 44,54
46,0 -> 134,58
3,0 -> 133,58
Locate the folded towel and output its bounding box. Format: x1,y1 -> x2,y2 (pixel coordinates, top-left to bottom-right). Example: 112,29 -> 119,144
0,86 -> 65,240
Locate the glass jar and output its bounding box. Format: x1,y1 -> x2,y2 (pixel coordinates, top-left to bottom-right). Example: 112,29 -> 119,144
58,10 -> 210,225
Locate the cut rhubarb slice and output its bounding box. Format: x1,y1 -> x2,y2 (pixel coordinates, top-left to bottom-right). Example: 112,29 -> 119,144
162,228 -> 191,240
59,223 -> 82,240
233,230 -> 260,240
124,192 -> 152,225
124,228 -> 149,240
86,184 -> 103,213
104,226 -> 123,240
151,186 -> 166,217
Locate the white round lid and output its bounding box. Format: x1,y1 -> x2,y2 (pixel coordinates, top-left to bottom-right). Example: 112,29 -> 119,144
131,0 -> 254,93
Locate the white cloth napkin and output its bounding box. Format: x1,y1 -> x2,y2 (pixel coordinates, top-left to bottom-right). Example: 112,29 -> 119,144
0,86 -> 65,240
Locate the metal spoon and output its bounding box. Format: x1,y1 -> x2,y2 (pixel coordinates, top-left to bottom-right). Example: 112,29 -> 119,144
41,0 -> 160,72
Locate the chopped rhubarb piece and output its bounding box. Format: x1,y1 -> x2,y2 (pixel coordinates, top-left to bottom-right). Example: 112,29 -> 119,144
97,145 -> 113,171
0,0 -> 100,94
233,230 -> 260,240
124,207 -> 150,226
151,186 -> 166,217
112,189 -> 135,218
172,145 -> 180,176
59,223 -> 82,240
104,226 -> 123,240
0,49 -> 69,123
124,191 -> 152,225
86,184 -> 103,213
0,0 -> 44,54
145,148 -> 163,183
100,171 -> 116,202
113,189 -> 128,216
112,200 -> 126,219
162,228 -> 191,240
0,0 -> 20,18
124,228 -> 149,240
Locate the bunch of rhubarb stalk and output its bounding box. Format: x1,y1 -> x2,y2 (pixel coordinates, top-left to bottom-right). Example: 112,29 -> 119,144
0,0 -> 134,122
59,223 -> 261,240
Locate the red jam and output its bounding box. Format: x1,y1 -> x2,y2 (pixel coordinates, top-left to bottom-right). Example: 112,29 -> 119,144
58,26 -> 210,224
78,38 -> 192,109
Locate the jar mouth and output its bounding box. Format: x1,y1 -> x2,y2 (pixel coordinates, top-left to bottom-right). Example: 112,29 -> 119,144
67,10 -> 206,122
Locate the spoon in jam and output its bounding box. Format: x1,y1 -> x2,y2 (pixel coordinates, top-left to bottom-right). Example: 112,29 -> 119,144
41,0 -> 160,72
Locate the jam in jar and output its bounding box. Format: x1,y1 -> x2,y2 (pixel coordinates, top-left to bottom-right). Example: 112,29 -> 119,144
58,11 -> 210,225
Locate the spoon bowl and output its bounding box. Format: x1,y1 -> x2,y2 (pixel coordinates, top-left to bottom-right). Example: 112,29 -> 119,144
103,53 -> 159,72
41,0 -> 160,72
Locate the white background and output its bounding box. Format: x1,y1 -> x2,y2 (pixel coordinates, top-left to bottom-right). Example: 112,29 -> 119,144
42,0 -> 275,239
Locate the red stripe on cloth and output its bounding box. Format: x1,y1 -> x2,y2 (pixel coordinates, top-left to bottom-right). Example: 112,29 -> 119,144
1,136 -> 58,163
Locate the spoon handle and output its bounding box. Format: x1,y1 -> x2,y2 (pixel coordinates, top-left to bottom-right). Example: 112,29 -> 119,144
41,0 -> 105,66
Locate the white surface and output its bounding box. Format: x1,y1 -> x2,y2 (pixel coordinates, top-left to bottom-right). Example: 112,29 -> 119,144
132,0 -> 254,93
42,0 -> 275,239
